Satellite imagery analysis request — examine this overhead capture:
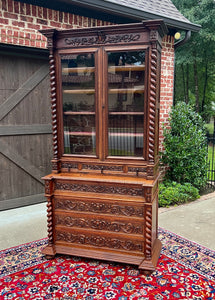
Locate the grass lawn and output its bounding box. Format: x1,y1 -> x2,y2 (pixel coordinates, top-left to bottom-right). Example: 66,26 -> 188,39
207,145 -> 215,181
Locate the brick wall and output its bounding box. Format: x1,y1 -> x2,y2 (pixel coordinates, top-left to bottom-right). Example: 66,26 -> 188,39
160,35 -> 175,153
0,0 -> 111,47
0,0 -> 174,151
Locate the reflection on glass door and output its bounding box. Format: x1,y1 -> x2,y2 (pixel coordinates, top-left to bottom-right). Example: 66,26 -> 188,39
107,51 -> 145,157
61,53 -> 96,156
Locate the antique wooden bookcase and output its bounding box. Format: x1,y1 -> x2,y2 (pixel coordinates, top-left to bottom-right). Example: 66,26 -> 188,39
40,20 -> 167,272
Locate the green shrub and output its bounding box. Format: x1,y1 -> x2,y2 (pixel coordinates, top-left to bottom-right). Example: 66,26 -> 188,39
160,102 -> 208,189
159,181 -> 200,207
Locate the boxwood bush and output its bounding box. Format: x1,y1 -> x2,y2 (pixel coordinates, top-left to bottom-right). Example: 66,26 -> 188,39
159,181 -> 200,207
160,102 -> 208,190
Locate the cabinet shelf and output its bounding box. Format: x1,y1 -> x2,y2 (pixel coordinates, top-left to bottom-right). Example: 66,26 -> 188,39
63,87 -> 144,95
65,131 -> 142,137
108,65 -> 145,72
63,89 -> 95,95
64,112 -> 143,116
64,131 -> 95,136
62,65 -> 145,75
109,87 -> 144,94
109,112 -> 144,115
62,67 -> 95,74
64,111 -> 95,115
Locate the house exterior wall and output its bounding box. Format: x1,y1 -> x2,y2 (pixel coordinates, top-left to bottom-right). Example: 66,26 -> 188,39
0,0 -> 174,151
160,35 -> 174,153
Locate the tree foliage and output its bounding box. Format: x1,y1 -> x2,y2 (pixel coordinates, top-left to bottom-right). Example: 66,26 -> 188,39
172,0 -> 215,121
160,102 -> 208,189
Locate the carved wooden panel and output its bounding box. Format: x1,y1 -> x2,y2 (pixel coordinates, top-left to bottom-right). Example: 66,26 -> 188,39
55,198 -> 144,218
55,215 -> 143,234
55,230 -> 143,252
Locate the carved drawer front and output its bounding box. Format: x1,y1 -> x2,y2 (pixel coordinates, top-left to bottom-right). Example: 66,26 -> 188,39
54,196 -> 145,218
53,196 -> 145,254
54,178 -> 145,198
55,211 -> 143,235
55,227 -> 144,254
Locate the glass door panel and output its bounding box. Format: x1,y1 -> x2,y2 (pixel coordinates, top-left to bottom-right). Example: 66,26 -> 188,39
107,51 -> 145,157
61,53 -> 96,155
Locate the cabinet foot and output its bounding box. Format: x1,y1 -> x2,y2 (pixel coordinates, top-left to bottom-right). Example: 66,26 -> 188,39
42,244 -> 56,259
138,239 -> 162,273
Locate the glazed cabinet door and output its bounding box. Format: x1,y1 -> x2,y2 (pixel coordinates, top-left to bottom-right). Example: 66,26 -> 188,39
60,50 -> 98,157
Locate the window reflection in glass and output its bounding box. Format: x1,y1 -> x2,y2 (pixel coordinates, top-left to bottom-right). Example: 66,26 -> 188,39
108,51 -> 145,157
61,54 -> 96,155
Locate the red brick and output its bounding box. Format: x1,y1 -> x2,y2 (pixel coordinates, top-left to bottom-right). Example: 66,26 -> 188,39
53,11 -> 58,22
27,23 -> 40,30
59,11 -> 63,22
20,15 -> 33,23
68,14 -> 73,24
7,37 -> 13,43
1,29 -> 6,35
63,12 -> 68,24
8,0 -> 13,12
0,18 -> 9,24
26,3 -> 31,15
31,33 -> 36,40
74,14 -> 78,25
12,20 -> 25,27
1,36 -> 6,42
19,38 -> 24,45
25,39 -> 30,46
43,7 -> 48,20
19,3 -> 26,15
30,40 -> 36,47
4,12 -> 18,19
48,8 -> 52,20
31,5 -> 36,17
41,41 -> 46,48
2,0 -> 7,11
37,18 -> 48,25
50,21 -> 61,28
13,30 -> 18,37
14,1 -> 20,13
37,7 -> 43,18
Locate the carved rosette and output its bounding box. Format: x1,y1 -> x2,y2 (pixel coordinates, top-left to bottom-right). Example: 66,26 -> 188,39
55,199 -> 144,218
145,206 -> 152,260
148,48 -> 157,162
55,215 -> 142,234
56,231 -> 143,252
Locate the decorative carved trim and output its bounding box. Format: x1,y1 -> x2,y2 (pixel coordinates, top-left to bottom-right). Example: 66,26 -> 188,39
56,230 -> 143,252
148,48 -> 157,161
144,187 -> 152,203
55,199 -> 144,217
61,163 -> 78,170
149,30 -> 158,41
45,180 -> 51,195
82,164 -> 123,172
64,32 -> 141,47
55,215 -> 143,234
55,182 -> 143,196
145,206 -> 152,259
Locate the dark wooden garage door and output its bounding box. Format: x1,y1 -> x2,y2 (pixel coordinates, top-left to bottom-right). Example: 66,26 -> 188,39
0,49 -> 52,210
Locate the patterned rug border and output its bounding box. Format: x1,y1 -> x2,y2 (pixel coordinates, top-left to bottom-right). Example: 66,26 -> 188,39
158,227 -> 215,258
1,228 -> 215,281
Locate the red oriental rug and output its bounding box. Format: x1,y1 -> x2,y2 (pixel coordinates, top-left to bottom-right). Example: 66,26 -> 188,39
0,228 -> 215,299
